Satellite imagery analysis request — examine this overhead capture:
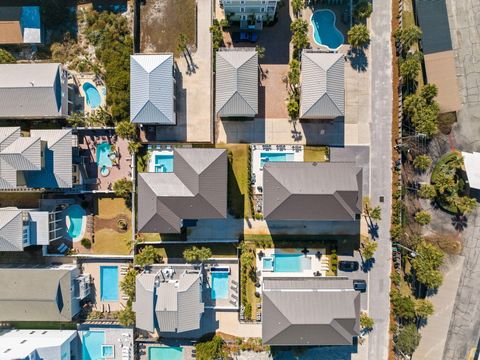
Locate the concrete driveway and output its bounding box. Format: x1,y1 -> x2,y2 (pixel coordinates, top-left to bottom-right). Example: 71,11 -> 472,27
337,252 -> 369,311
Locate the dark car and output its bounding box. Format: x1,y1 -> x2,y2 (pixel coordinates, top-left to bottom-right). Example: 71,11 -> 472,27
353,279 -> 367,293
339,261 -> 359,272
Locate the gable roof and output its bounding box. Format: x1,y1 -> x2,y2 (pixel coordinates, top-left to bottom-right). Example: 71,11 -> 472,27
26,129 -> 73,188
130,54 -> 175,124
0,267 -> 73,321
0,208 -> 23,252
216,49 -> 258,117
138,148 -> 227,233
134,269 -> 204,334
0,63 -> 66,118
300,51 -> 344,119
0,127 -> 73,189
263,162 -> 362,221
262,277 -> 360,346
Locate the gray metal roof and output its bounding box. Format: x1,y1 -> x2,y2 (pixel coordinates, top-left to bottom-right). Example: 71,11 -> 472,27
0,267 -> 73,321
0,128 -> 72,189
0,208 -> 23,252
138,148 -> 227,234
263,162 -> 362,221
216,49 -> 258,117
300,51 -> 344,119
415,0 -> 452,55
27,129 -> 73,188
0,63 -> 67,118
262,277 -> 360,346
134,268 -> 204,334
130,54 -> 176,124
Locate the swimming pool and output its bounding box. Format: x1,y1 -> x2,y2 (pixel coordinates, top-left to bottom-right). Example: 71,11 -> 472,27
82,331 -> 105,360
211,272 -> 229,300
155,154 -> 174,173
263,257 -> 274,271
260,152 -> 294,167
96,142 -> 113,169
83,82 -> 101,109
149,346 -> 184,360
310,10 -> 345,50
274,253 -> 304,272
100,266 -> 119,301
64,204 -> 86,241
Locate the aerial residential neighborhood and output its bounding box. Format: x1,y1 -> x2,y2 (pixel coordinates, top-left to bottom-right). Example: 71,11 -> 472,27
0,0 -> 478,359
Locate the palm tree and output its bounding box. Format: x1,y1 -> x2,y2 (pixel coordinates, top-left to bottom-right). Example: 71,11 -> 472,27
395,25 -> 422,53
287,96 -> 299,120
255,45 -> 266,60
291,0 -> 304,18
399,55 -> 421,86
354,0 -> 373,21
348,24 -> 370,49
287,59 -> 300,92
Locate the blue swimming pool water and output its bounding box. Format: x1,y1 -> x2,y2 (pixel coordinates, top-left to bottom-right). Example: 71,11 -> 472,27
96,142 -> 112,168
100,266 -> 119,301
21,6 -> 41,30
311,10 -> 345,50
149,346 -> 184,360
263,257 -> 274,270
83,82 -> 102,109
211,272 -> 229,300
65,204 -> 86,239
82,331 -> 105,360
155,154 -> 174,173
260,152 -> 294,167
274,254 -> 304,272
102,345 -> 114,358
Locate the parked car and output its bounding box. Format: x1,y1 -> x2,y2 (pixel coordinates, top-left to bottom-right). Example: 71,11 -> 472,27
339,261 -> 359,272
353,279 -> 367,293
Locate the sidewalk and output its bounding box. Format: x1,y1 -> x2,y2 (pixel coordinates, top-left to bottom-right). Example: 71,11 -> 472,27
413,255 -> 465,360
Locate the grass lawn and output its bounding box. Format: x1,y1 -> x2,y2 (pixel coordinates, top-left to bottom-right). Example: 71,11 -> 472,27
216,144 -> 252,219
140,0 -> 196,56
93,197 -> 132,255
138,242 -> 238,259
304,146 -> 329,162
0,192 -> 42,208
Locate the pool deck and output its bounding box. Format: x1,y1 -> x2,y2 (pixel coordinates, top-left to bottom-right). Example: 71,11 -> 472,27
75,73 -> 107,114
204,259 -> 240,309
79,326 -> 134,360
250,144 -> 304,196
80,259 -> 132,312
255,248 -> 329,279
77,129 -> 132,192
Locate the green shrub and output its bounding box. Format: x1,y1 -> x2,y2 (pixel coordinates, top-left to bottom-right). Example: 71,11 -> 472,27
196,336 -> 227,360
244,303 -> 252,319
81,238 -> 91,249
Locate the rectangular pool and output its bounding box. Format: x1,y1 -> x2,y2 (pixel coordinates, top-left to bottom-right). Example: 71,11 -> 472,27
211,272 -> 229,300
100,266 -> 119,301
260,152 -> 294,167
274,253 -> 304,272
82,331 -> 105,360
155,154 -> 174,173
149,346 -> 184,360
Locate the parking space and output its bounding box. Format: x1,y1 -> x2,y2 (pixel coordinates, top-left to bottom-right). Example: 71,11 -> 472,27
337,252 -> 369,311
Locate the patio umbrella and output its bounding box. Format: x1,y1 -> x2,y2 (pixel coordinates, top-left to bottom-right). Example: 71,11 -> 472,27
302,247 -> 309,257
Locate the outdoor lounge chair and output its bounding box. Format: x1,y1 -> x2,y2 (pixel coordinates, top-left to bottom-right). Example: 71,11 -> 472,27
230,299 -> 237,306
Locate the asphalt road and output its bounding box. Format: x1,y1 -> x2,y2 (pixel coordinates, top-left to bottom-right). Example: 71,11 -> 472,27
366,0 -> 393,358
442,0 -> 480,358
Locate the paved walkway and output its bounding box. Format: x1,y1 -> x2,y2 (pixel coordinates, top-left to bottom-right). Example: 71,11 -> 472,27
366,1 -> 393,359
443,0 -> 480,358
159,0 -> 212,142
413,256 -> 465,360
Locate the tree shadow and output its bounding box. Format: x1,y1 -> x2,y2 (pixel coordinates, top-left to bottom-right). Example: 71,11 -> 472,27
361,257 -> 375,272
348,47 -> 368,72
451,214 -> 468,232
